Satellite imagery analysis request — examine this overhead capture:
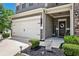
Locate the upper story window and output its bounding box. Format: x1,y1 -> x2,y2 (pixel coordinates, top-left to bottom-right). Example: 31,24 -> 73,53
22,3 -> 26,8
56,3 -> 58,6
37,3 -> 40,5
16,6 -> 19,11
29,3 -> 33,6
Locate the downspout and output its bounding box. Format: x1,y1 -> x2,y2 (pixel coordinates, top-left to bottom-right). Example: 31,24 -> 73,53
41,8 -> 46,41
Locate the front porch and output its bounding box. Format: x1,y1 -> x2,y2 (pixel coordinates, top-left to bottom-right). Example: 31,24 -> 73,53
40,4 -> 74,48
42,4 -> 74,40
45,11 -> 70,38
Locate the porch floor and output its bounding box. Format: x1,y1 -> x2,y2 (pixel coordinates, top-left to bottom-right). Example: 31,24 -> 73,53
40,37 -> 64,48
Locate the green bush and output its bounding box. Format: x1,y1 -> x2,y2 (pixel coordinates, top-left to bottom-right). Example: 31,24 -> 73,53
64,35 -> 79,44
63,43 -> 79,56
29,38 -> 40,49
2,33 -> 10,38
76,36 -> 79,44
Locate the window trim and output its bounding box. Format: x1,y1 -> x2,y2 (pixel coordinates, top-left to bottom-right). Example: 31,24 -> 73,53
16,6 -> 19,11
22,3 -> 26,8
29,3 -> 33,6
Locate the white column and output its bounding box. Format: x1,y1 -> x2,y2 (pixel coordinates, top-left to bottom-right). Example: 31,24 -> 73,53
70,4 -> 74,35
42,9 -> 46,40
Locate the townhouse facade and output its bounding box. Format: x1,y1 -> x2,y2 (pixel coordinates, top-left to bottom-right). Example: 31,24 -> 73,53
12,3 -> 79,42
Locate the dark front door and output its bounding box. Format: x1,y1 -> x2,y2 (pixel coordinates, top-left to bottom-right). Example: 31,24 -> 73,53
59,21 -> 66,37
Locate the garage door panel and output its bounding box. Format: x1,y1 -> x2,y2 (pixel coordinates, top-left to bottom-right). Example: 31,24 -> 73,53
12,15 -> 41,39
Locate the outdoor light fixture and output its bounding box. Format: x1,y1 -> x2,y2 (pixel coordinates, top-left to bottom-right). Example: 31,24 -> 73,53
75,10 -> 79,17
20,46 -> 22,54
74,10 -> 79,26
40,26 -> 43,29
77,22 -> 79,25
75,12 -> 78,16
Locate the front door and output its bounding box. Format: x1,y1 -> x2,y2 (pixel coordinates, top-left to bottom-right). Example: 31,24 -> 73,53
59,21 -> 66,37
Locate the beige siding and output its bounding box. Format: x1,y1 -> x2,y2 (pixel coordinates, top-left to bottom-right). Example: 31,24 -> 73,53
45,15 -> 53,38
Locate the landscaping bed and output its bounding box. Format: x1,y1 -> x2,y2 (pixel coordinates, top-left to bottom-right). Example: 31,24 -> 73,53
22,46 -> 64,56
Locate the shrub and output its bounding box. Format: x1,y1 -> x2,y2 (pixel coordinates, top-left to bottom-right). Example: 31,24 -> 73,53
29,38 -> 40,49
63,43 -> 79,56
59,42 -> 64,49
76,36 -> 79,44
64,35 -> 79,44
2,33 -> 10,38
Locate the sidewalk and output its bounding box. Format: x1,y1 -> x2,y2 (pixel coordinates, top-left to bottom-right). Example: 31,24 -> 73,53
0,39 -> 29,56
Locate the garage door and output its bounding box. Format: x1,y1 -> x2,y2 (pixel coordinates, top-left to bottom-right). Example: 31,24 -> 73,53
12,15 -> 41,40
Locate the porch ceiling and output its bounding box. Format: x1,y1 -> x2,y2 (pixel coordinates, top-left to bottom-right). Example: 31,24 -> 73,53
49,11 -> 70,18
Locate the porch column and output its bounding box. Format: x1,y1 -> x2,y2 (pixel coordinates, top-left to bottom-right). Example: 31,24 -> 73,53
41,9 -> 46,40
70,4 -> 74,35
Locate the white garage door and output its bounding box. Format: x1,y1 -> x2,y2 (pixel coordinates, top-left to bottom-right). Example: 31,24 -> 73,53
12,15 -> 41,39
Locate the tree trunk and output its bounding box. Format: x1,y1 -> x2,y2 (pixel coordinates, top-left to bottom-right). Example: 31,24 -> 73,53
0,34 -> 3,40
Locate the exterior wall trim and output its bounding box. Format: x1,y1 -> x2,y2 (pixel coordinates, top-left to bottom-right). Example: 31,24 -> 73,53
41,9 -> 46,40
70,4 -> 74,35
12,8 -> 44,19
46,4 -> 72,14
53,15 -> 70,18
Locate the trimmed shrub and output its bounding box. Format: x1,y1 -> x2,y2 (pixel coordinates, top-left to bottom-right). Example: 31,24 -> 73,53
29,38 -> 40,49
2,33 -> 10,38
76,36 -> 79,44
64,35 -> 79,44
59,42 -> 64,49
63,43 -> 79,56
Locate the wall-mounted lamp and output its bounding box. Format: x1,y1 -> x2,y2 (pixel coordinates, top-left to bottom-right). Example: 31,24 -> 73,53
75,10 -> 79,17
77,22 -> 79,25
74,10 -> 79,26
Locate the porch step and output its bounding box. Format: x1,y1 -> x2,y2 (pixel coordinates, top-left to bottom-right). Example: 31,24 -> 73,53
40,37 -> 64,48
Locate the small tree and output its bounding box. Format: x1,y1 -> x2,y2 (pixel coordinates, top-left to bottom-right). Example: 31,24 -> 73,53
0,4 -> 14,34
0,4 -> 14,39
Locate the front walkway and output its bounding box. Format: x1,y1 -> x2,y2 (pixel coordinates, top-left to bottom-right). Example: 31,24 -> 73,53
0,39 -> 29,56
40,37 -> 64,48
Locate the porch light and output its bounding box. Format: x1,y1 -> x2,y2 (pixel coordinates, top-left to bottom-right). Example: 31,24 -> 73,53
19,46 -> 22,54
75,10 -> 79,17
77,22 -> 79,25
40,26 -> 43,29
74,10 -> 79,25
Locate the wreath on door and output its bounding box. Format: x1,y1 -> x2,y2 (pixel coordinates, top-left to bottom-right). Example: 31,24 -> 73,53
60,23 -> 64,28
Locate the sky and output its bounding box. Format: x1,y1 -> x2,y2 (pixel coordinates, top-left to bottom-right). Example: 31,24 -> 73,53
3,3 -> 16,13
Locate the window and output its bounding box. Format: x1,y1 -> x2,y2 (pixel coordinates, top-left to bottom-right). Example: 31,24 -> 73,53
16,6 -> 19,11
56,3 -> 58,5
22,3 -> 26,8
29,3 -> 33,6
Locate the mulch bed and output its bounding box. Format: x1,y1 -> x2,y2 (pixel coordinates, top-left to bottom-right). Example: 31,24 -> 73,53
22,46 -> 65,56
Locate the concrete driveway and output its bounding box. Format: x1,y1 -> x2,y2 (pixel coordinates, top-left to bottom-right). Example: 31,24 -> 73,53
0,39 -> 29,56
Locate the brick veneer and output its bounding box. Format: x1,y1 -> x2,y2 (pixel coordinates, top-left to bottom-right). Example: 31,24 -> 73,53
74,3 -> 79,36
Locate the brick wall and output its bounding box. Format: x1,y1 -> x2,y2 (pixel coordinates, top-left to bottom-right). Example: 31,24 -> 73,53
73,3 -> 79,36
